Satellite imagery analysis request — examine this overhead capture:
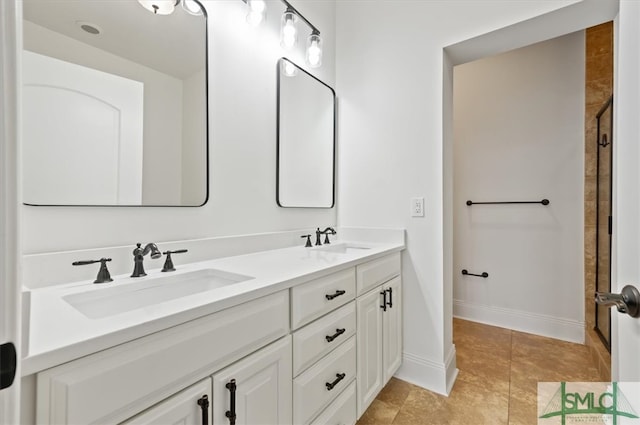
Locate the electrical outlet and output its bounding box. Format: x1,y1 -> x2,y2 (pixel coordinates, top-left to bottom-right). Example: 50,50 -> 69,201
411,197 -> 424,217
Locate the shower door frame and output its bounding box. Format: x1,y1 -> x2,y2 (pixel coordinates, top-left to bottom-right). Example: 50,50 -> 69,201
595,95 -> 613,352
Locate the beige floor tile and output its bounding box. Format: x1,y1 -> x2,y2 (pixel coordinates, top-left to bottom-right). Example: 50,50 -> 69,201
357,399 -> 401,425
392,370 -> 509,425
360,319 -> 608,424
376,377 -> 415,410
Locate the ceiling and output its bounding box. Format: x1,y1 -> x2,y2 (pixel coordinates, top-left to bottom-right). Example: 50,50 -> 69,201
23,0 -> 206,79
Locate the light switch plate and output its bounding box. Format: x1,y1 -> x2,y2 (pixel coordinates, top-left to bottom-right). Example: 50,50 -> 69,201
411,197 -> 424,217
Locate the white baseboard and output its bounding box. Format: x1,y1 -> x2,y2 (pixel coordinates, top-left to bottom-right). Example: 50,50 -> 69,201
453,299 -> 585,344
395,346 -> 458,396
445,344 -> 458,395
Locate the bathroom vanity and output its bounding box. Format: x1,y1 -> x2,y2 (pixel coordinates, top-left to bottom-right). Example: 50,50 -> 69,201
21,236 -> 404,425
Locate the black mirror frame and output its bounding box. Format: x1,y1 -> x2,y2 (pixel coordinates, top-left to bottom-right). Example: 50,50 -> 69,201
276,57 -> 336,209
23,0 -> 210,208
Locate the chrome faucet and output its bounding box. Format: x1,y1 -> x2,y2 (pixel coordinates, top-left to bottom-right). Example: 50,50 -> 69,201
131,242 -> 162,277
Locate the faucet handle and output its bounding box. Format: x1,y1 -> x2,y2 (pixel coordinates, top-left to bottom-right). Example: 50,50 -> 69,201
301,235 -> 312,248
161,249 -> 188,272
72,258 -> 113,284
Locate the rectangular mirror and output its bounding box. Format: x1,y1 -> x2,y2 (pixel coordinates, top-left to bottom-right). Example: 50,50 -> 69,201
22,0 -> 208,206
277,58 -> 335,208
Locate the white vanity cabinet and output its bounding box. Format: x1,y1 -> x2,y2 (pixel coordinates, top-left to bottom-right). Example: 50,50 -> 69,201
29,248 -> 404,425
355,254 -> 402,417
35,290 -> 289,425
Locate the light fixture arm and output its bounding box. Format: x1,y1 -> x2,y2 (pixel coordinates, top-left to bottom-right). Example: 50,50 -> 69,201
280,0 -> 320,36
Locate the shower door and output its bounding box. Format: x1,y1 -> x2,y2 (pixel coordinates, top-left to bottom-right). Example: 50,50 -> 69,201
595,96 -> 613,351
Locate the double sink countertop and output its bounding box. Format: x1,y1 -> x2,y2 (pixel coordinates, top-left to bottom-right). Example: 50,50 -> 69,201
23,239 -> 404,376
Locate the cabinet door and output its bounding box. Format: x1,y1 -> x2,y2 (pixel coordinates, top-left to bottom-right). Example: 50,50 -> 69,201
213,336 -> 292,425
122,378 -> 211,425
356,286 -> 384,417
383,276 -> 402,383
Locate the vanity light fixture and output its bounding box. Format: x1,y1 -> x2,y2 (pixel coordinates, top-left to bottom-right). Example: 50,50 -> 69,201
306,31 -> 322,68
280,8 -> 298,49
246,0 -> 266,26
241,0 -> 325,67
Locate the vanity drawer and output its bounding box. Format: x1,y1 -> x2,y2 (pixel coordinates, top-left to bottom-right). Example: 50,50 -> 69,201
36,291 -> 289,425
291,268 -> 355,329
310,380 -> 357,425
293,301 -> 356,376
293,336 -> 356,425
356,252 -> 401,295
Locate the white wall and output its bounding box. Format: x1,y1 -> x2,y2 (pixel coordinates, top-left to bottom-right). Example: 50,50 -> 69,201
453,32 -> 585,343
21,0 -> 336,254
23,20 -> 184,205
336,0 -> 616,394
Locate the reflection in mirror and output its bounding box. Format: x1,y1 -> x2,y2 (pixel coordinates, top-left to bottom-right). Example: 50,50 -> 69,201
277,58 -> 335,208
22,0 -> 208,206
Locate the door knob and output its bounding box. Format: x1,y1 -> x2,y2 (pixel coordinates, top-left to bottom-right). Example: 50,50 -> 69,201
595,285 -> 640,318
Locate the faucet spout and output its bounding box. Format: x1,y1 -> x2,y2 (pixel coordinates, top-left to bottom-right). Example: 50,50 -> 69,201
131,242 -> 161,277
320,227 -> 336,244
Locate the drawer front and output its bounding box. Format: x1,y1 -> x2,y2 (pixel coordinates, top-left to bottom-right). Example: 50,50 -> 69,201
36,291 -> 289,425
293,301 -> 356,376
291,268 -> 356,329
121,378 -> 212,424
293,336 -> 356,425
356,253 -> 401,295
309,381 -> 356,425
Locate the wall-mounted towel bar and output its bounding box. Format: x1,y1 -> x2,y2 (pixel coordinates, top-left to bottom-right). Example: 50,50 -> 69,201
461,269 -> 488,278
466,199 -> 549,206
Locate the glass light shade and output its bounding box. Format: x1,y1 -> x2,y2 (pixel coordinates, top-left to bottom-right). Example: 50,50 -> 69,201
137,0 -> 177,15
306,33 -> 323,68
246,0 -> 266,26
280,11 -> 298,49
182,0 -> 203,16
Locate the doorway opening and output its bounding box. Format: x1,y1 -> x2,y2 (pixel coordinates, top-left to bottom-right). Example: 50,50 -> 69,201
583,22 -> 613,380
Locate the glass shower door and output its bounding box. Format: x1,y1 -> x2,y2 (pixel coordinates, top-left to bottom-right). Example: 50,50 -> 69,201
595,96 -> 613,351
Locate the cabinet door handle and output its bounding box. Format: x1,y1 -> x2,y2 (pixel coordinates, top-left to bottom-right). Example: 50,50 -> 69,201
380,290 -> 387,311
386,287 -> 393,308
325,373 -> 346,391
197,395 -> 209,425
326,290 -> 346,300
225,379 -> 237,425
325,328 -> 346,342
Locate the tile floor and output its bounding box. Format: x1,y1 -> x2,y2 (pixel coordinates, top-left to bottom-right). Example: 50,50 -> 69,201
357,318 -> 601,425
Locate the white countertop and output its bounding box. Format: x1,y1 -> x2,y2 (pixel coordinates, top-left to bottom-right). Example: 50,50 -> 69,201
23,239 -> 404,376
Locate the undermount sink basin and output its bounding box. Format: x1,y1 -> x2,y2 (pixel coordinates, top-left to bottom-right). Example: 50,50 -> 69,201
63,269 -> 254,319
312,243 -> 372,254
